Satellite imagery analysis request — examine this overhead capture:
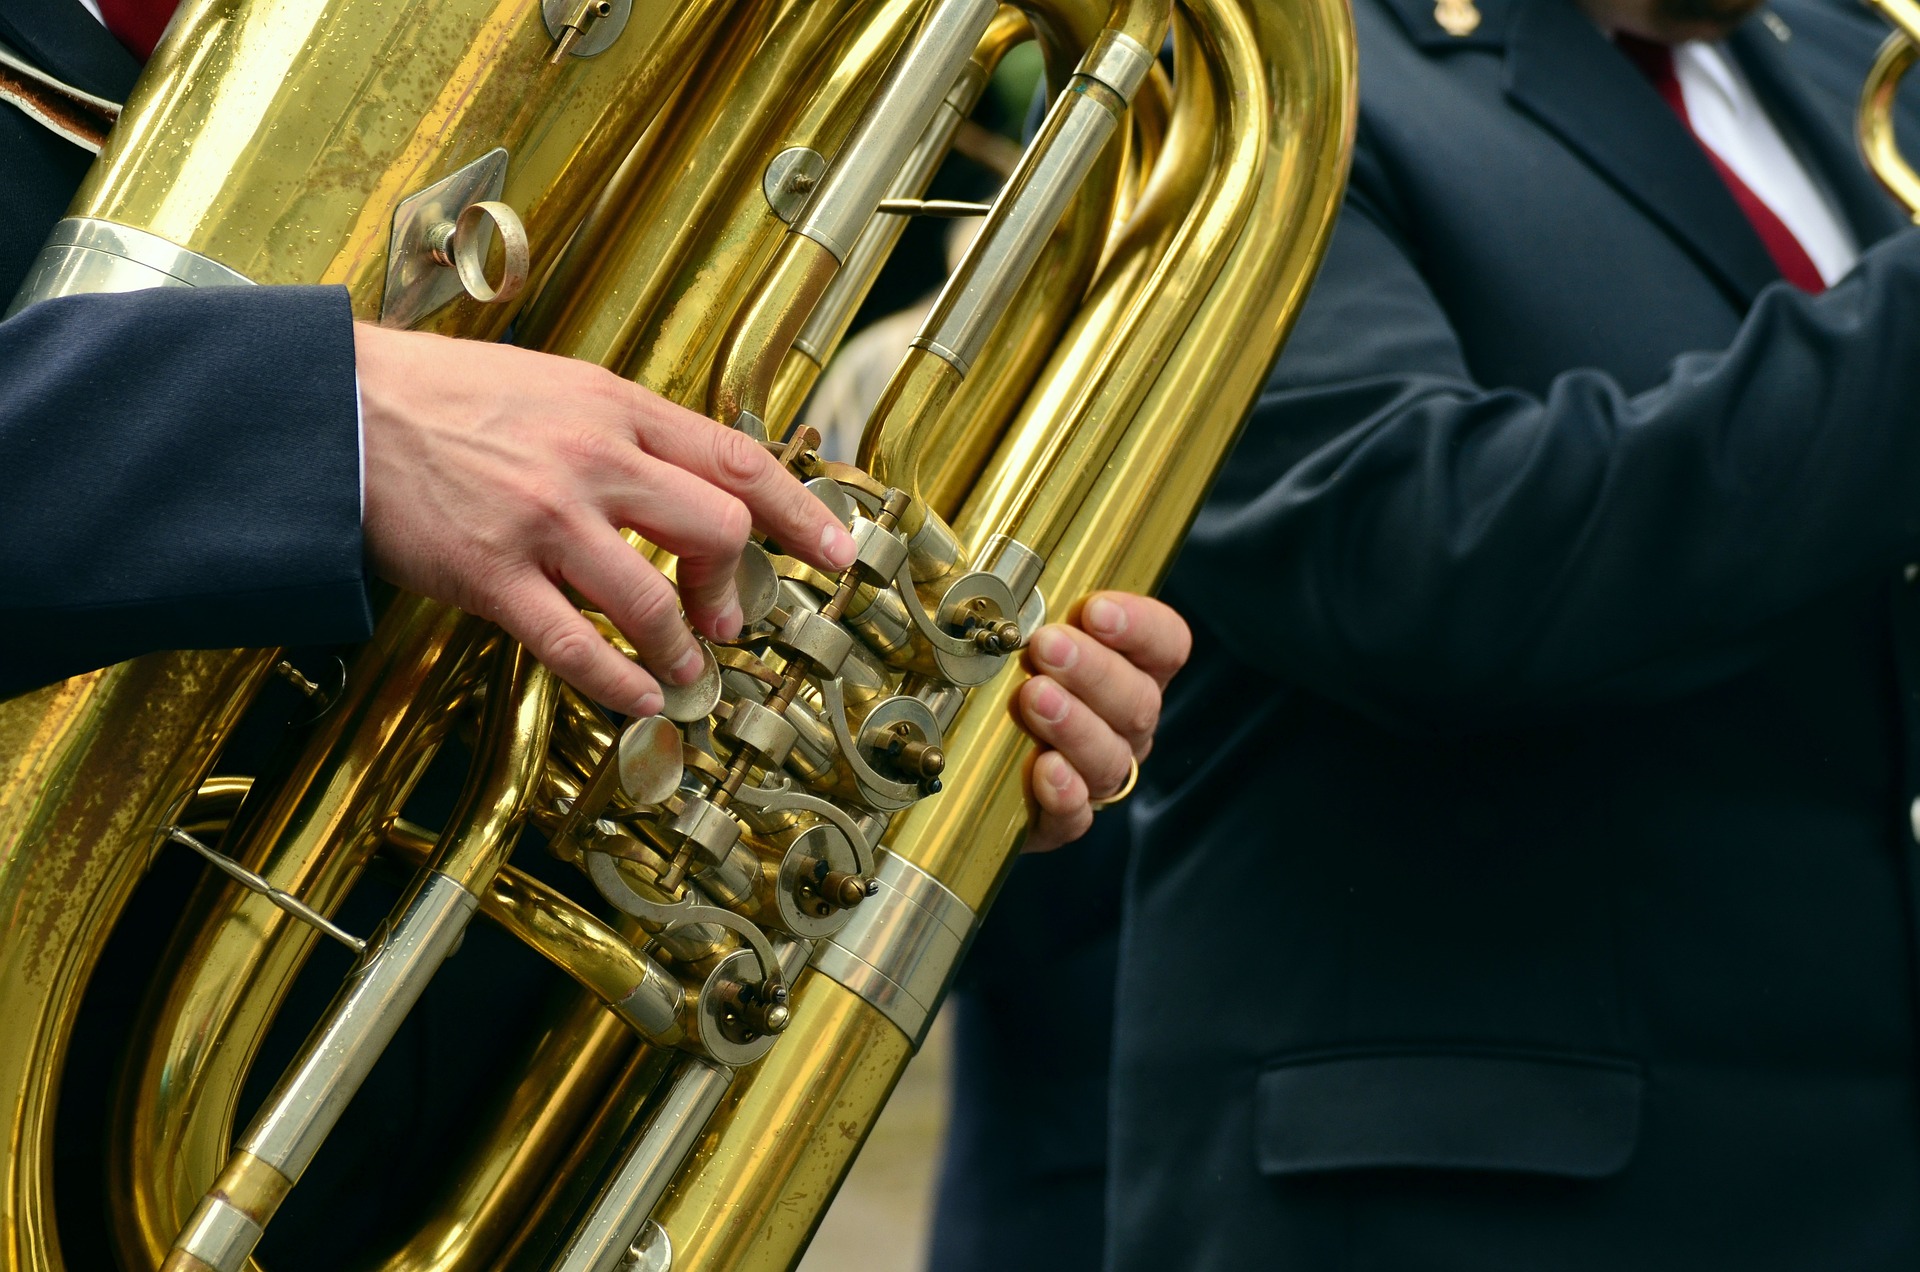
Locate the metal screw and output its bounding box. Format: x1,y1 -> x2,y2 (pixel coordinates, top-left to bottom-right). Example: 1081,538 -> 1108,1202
972,618 -> 1023,654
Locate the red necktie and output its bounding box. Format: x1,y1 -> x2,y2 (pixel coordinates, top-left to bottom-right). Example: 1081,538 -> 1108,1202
94,0 -> 180,62
1615,34 -> 1826,294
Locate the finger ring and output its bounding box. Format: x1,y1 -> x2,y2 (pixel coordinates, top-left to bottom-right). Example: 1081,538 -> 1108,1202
1088,754 -> 1140,812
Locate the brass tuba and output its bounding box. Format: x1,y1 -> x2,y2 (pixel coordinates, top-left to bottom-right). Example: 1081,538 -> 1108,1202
0,1 -> 1354,1269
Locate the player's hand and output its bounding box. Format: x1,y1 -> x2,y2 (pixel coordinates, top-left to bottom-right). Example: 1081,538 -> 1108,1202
1015,591 -> 1191,852
354,324 -> 855,716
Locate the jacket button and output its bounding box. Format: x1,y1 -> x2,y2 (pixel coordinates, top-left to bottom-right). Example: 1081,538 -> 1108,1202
1906,563 -> 1919,584
1910,797 -> 1920,844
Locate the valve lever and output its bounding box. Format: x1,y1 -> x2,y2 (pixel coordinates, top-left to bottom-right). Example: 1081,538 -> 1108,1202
163,826 -> 367,955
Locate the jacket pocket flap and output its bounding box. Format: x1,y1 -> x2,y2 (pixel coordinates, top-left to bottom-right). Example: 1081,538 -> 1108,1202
1254,1049 -> 1643,1179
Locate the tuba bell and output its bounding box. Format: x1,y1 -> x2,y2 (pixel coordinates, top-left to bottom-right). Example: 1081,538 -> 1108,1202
0,1 -> 1355,1270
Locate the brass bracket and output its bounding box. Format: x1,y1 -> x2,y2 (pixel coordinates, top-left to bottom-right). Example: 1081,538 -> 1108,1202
542,0 -> 632,59
762,147 -> 827,224
380,149 -> 530,329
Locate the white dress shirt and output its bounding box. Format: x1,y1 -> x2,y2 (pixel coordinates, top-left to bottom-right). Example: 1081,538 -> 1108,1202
1672,40 -> 1859,285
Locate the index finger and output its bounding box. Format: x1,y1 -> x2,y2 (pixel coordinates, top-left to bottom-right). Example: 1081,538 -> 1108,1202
626,390 -> 855,573
1073,592 -> 1191,689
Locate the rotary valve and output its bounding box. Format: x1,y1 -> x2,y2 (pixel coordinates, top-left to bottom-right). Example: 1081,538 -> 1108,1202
546,438 -> 1044,1067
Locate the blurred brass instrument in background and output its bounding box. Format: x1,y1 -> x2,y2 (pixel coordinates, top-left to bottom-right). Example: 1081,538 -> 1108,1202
0,0 -> 1353,1269
1862,0 -> 1920,214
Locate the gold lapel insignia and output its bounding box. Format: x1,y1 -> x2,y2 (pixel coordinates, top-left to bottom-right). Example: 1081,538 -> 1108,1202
1435,0 -> 1483,36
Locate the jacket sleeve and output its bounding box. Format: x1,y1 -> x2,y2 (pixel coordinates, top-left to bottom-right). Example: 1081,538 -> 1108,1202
1166,149 -> 1920,735
0,284 -> 373,696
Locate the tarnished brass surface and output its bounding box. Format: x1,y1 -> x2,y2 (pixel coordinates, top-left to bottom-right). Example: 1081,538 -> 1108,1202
74,0 -> 727,330
0,652 -> 270,1272
520,1 -> 922,402
0,0 -> 1356,1265
1861,0 -> 1920,218
655,2 -> 1355,1267
113,601 -> 482,1271
651,975 -> 914,1271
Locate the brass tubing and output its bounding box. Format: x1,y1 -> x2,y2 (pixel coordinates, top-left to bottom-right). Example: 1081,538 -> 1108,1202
513,0 -> 802,370
162,646 -> 555,1270
621,0 -> 926,412
1860,23 -> 1920,218
649,975 -> 914,1272
115,599 -> 482,1272
653,3 -> 1354,1267
708,0 -> 1002,432
175,775 -> 256,838
161,795 -> 653,1272
910,16 -> 1164,378
794,0 -> 1002,262
487,872 -> 687,1042
858,0 -> 1139,512
550,1057 -> 736,1272
61,0 -> 729,335
955,10 -> 1240,562
772,8 -> 1036,429
1109,60 -> 1173,238
526,1 -> 931,415
367,995 -> 640,1272
489,1042 -> 675,1272
709,236 -> 843,434
385,822 -> 686,1039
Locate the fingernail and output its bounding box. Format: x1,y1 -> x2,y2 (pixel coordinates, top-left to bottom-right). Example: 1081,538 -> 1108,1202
1046,754 -> 1074,792
632,692 -> 664,718
713,599 -> 743,642
1085,596 -> 1126,638
822,523 -> 856,570
1032,627 -> 1077,671
668,645 -> 704,686
1030,680 -> 1069,724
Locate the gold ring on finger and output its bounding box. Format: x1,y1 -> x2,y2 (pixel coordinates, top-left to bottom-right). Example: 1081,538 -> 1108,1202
1088,754 -> 1140,813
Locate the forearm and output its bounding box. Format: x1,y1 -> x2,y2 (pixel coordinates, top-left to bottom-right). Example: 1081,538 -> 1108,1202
0,286 -> 370,695
1178,211 -> 1920,731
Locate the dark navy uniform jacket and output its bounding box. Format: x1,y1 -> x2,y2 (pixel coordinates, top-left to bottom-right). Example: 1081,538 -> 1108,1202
1113,0 -> 1920,1268
0,0 -> 368,696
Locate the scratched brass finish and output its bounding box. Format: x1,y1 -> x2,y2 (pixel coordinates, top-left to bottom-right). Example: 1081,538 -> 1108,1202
74,0 -> 724,328
1861,0 -> 1920,217
0,0 -> 1355,1267
653,0 -> 1355,1266
654,976 -> 913,1270
118,602 -> 487,1272
0,653 -> 271,1272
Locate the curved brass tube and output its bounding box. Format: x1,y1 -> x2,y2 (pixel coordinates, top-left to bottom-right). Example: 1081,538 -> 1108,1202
361,996 -> 639,1272
707,0 -> 1008,434
858,0 -> 1133,515
762,6 -> 1040,432
114,600 -> 483,1272
161,792 -> 659,1272
1860,20 -> 1920,218
3,0 -> 1354,1265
